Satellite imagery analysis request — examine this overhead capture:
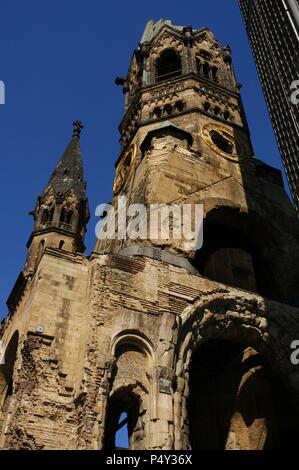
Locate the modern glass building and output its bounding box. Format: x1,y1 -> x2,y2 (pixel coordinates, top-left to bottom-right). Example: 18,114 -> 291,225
238,0 -> 299,212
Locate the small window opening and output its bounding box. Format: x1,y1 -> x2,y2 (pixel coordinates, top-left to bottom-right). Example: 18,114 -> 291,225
41,207 -> 54,225
156,49 -> 182,82
60,209 -> 73,225
164,103 -> 172,115
223,110 -> 231,120
115,412 -> 130,449
175,101 -> 185,112
153,107 -> 162,118
212,66 -> 218,82
203,62 -> 210,78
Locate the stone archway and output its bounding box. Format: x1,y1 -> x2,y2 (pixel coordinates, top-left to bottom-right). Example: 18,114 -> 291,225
187,341 -> 285,449
104,385 -> 144,450
174,293 -> 299,450
104,332 -> 156,450
193,203 -> 299,306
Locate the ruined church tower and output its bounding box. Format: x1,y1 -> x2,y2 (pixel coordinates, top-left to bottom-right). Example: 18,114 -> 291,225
1,20 -> 299,450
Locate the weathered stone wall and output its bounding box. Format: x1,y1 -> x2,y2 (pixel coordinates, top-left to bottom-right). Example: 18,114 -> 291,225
0,248 -> 90,449
1,250 -> 299,449
1,21 -> 299,451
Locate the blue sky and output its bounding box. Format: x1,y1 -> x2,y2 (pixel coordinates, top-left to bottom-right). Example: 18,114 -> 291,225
0,0 -> 290,322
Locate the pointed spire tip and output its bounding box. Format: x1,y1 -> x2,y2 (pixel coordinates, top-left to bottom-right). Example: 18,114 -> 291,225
72,120 -> 84,138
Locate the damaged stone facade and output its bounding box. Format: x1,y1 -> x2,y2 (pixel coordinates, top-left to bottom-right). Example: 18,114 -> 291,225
1,20 -> 299,450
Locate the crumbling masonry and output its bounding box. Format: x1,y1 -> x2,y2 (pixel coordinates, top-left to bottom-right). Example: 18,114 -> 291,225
1,20 -> 299,449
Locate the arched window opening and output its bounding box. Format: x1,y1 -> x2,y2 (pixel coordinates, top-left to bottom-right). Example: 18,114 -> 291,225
153,107 -> 161,118
164,103 -> 172,115
104,390 -> 141,450
41,207 -> 54,225
175,100 -> 185,112
59,240 -> 64,250
188,340 -> 299,449
197,58 -> 218,83
60,209 -> 73,225
60,209 -> 65,224
199,49 -> 213,61
213,107 -> 221,117
193,223 -> 258,293
192,207 -> 279,299
156,49 -> 182,82
212,66 -> 218,82
202,62 -> 210,79
223,110 -> 231,121
66,211 -> 73,224
41,209 -> 48,225
196,58 -> 201,74
203,102 -> 211,112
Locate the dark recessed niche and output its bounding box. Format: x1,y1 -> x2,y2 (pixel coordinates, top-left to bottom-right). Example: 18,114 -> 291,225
210,130 -> 233,154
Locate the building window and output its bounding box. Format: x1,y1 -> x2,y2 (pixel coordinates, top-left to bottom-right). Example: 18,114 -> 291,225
223,110 -> 231,121
203,62 -> 211,78
104,390 -> 141,450
193,207 -> 283,301
197,59 -> 218,83
193,223 -> 258,293
164,103 -> 173,115
212,66 -> 218,82
156,49 -> 182,82
199,49 -> 213,61
41,207 -> 54,225
175,100 -> 185,112
60,209 -> 73,225
153,107 -> 161,118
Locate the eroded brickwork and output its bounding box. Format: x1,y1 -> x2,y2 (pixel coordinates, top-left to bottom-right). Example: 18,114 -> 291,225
1,20 -> 299,450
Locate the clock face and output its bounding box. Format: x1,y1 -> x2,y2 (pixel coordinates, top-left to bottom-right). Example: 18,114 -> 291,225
113,144 -> 137,194
201,123 -> 250,162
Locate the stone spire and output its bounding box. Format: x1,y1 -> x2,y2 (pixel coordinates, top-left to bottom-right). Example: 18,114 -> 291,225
46,120 -> 86,202
25,122 -> 90,273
